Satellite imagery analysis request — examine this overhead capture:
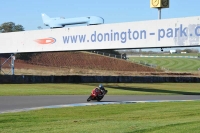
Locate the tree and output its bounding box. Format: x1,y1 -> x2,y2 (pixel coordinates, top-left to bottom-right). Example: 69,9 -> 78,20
0,22 -> 24,33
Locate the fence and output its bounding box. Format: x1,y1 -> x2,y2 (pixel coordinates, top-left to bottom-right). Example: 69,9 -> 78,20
1,75 -> 200,83
0,55 -> 15,75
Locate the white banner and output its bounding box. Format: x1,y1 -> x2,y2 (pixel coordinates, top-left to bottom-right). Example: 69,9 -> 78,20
0,16 -> 200,53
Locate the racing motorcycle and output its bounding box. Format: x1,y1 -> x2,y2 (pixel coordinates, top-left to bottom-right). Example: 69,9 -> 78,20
87,88 -> 108,102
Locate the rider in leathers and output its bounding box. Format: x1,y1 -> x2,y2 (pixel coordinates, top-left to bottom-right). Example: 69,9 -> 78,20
91,84 -> 105,97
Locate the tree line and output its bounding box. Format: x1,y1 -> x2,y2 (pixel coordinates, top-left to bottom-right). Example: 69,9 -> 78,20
0,22 -> 24,33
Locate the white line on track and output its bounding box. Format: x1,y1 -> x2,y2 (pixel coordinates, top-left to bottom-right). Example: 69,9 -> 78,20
1,99 -> 200,114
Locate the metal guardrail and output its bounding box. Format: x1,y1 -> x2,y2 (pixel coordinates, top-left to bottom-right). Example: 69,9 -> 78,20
90,51 -> 127,60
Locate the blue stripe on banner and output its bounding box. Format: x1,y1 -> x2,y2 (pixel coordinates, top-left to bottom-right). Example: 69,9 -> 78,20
1,99 -> 200,114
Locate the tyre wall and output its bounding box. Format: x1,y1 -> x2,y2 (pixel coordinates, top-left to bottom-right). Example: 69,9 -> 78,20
0,75 -> 200,83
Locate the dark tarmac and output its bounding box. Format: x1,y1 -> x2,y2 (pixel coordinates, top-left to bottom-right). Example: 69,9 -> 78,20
0,95 -> 200,113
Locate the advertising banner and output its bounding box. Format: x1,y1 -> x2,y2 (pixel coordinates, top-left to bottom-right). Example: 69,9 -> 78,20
0,16 -> 200,53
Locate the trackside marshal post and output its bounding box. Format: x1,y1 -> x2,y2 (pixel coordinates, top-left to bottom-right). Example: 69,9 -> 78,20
150,0 -> 170,19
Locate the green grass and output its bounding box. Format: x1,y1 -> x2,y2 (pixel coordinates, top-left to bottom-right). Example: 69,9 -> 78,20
0,101 -> 200,133
145,53 -> 200,56
0,83 -> 200,96
129,57 -> 200,71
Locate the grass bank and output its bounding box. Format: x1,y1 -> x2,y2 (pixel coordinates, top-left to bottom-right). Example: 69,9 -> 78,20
129,57 -> 200,71
0,101 -> 200,133
0,83 -> 200,96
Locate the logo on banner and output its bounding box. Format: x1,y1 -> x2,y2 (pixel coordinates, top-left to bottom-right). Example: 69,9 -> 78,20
35,37 -> 56,44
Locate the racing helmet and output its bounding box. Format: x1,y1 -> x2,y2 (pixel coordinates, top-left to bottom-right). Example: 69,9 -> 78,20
98,84 -> 104,90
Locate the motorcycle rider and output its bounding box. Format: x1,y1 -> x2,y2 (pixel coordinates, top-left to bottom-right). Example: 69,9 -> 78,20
92,84 -> 106,97
87,84 -> 108,102
91,87 -> 102,97
98,84 -> 106,95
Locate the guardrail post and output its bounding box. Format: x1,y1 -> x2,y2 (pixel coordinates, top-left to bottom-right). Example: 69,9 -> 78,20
11,54 -> 15,75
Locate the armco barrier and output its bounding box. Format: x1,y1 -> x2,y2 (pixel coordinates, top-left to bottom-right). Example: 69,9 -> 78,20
0,75 -> 200,83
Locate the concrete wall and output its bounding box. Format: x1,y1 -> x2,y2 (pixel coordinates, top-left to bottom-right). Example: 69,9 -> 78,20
0,75 -> 200,83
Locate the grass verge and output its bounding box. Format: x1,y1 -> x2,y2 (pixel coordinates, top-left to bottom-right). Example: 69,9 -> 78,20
0,101 -> 200,133
0,83 -> 200,96
129,57 -> 200,72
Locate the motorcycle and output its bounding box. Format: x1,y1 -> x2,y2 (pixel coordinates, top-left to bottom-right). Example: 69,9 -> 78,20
87,89 -> 108,102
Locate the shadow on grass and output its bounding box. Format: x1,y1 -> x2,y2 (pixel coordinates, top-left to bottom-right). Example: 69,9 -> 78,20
105,85 -> 200,95
83,83 -> 200,95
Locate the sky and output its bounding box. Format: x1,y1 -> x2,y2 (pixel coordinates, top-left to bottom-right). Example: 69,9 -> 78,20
1,0 -> 200,31
1,0 -> 200,51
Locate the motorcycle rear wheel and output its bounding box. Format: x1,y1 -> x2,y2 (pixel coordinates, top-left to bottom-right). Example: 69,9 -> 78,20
97,96 -> 103,102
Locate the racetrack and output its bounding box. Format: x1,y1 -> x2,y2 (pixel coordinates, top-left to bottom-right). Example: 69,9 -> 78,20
1,95 -> 200,113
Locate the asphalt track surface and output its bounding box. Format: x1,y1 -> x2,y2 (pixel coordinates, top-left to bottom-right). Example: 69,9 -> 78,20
0,95 -> 200,113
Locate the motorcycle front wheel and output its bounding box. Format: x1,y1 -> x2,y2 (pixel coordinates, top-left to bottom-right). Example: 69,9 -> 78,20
104,90 -> 108,94
87,96 -> 92,102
